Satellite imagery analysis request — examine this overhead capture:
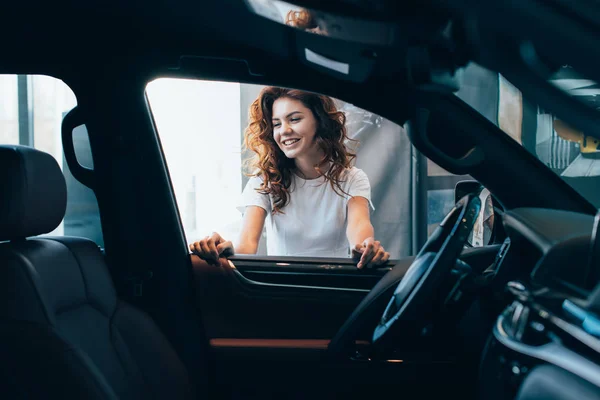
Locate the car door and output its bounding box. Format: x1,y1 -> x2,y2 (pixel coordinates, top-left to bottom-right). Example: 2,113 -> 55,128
146,77 -> 500,396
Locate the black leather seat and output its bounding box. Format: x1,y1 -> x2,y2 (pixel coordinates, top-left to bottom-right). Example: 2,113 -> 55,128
0,145 -> 194,399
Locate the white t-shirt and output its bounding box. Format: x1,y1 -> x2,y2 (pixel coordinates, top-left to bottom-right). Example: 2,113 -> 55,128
238,167 -> 373,257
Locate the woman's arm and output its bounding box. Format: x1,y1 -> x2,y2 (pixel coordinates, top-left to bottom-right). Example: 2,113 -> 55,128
347,196 -> 390,268
346,196 -> 375,245
235,205 -> 267,254
189,206 -> 266,262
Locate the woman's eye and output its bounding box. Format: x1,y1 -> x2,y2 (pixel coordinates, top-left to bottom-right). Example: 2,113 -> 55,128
273,123 -> 281,128
291,118 -> 301,123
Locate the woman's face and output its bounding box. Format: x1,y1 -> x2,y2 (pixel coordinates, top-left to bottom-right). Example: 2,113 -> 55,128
271,97 -> 319,160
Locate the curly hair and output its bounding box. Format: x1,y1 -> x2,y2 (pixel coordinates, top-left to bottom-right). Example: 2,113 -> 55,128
244,87 -> 356,214
284,8 -> 327,35
285,9 -> 317,30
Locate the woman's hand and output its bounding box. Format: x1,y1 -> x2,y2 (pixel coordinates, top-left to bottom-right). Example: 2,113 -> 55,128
352,237 -> 390,269
189,232 -> 234,265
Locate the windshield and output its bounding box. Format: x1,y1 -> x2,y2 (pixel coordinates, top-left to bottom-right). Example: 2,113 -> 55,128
457,63 -> 600,207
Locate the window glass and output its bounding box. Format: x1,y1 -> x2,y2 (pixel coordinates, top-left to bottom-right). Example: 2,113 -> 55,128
0,74 -> 103,246
147,79 -> 244,247
427,189 -> 455,236
148,79 -> 465,259
422,65 -> 481,231
0,75 -> 19,145
459,64 -> 600,207
426,159 -> 471,233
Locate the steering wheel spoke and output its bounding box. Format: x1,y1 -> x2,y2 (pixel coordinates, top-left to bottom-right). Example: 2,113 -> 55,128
372,194 -> 481,343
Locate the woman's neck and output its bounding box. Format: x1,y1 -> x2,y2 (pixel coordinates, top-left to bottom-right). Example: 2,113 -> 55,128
293,151 -> 327,180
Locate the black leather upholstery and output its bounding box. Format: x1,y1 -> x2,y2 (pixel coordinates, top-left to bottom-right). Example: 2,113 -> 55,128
0,146 -> 193,399
0,145 -> 66,240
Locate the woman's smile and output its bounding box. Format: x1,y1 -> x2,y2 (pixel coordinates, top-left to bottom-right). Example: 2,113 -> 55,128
282,138 -> 301,147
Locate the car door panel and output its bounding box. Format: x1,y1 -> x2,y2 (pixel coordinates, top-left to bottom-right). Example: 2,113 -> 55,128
190,243 -> 499,398
191,255 -> 403,340
191,244 -> 500,341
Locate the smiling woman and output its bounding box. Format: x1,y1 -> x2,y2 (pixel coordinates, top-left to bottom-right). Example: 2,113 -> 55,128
146,78 -> 456,264
191,86 -> 390,268
244,87 -> 356,213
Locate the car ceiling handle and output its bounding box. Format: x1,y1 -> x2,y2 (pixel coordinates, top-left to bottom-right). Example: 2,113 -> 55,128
62,106 -> 95,188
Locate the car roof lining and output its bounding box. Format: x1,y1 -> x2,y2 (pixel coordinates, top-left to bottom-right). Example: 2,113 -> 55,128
0,0 -> 596,217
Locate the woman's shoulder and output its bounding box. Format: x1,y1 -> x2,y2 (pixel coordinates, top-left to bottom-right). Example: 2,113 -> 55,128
342,166 -> 369,182
247,173 -> 264,182
334,167 -> 370,194
244,173 -> 268,191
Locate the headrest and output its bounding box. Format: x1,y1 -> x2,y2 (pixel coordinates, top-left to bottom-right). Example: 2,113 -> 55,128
0,145 -> 67,240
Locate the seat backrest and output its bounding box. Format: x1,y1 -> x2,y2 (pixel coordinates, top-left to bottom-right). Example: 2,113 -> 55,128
0,145 -> 193,399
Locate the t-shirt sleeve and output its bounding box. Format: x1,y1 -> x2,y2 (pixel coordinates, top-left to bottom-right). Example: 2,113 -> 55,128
346,169 -> 375,210
237,176 -> 271,214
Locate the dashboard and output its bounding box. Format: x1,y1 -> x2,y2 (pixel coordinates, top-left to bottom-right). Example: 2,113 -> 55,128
479,207 -> 600,400
502,208 -> 596,292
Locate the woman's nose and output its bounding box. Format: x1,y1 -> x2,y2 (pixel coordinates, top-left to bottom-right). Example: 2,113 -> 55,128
282,124 -> 293,134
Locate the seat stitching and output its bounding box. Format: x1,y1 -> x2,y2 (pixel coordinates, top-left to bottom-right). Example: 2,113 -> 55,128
54,301 -> 132,396
55,300 -> 107,317
43,238 -> 113,318
43,238 -> 91,302
110,302 -> 149,390
43,239 -> 134,393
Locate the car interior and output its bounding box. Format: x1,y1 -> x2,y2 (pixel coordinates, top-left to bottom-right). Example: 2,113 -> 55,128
2,1 -> 600,399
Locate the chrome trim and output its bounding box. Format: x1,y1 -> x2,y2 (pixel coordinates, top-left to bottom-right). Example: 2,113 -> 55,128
231,268 -> 370,293
494,314 -> 600,388
241,270 -> 385,278
228,255 -> 397,269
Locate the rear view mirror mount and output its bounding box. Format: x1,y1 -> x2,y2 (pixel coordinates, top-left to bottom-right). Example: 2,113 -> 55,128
245,0 -> 467,91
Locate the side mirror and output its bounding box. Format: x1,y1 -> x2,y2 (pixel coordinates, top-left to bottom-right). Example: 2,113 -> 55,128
455,181 -> 496,247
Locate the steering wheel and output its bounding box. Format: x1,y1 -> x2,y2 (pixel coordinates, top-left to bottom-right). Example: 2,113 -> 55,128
328,194 -> 481,356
